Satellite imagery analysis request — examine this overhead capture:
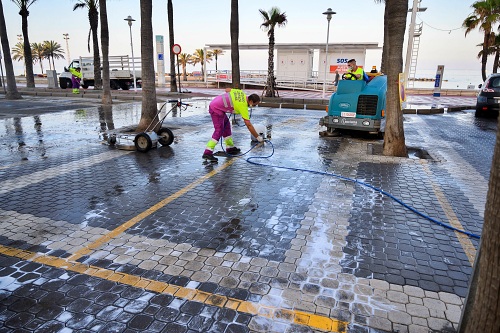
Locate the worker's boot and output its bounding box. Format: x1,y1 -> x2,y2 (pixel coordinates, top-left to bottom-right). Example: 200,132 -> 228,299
226,147 -> 241,155
202,153 -> 218,163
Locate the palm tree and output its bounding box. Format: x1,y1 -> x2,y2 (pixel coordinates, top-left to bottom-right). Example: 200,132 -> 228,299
31,42 -> 45,74
230,0 -> 240,88
43,40 -> 65,71
167,0 -> 177,92
11,0 -> 38,88
476,32 -> 500,73
73,0 -> 102,89
99,0 -> 111,104
379,0 -> 408,157
259,7 -> 287,97
463,0 -> 500,81
11,42 -> 24,62
136,0 -> 159,132
177,53 -> 192,81
191,49 -> 212,78
211,49 -> 224,74
490,33 -> 500,73
0,0 -> 22,99
458,121 -> 500,331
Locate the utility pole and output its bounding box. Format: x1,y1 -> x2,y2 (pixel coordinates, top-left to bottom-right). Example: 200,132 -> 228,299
63,33 -> 70,66
403,0 -> 426,89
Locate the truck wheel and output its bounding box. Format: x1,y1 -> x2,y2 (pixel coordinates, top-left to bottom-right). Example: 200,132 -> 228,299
158,128 -> 174,146
134,133 -> 152,152
60,78 -> 72,89
110,80 -> 120,90
119,82 -> 130,90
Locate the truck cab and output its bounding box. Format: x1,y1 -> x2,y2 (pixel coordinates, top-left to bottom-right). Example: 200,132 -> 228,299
320,75 -> 387,136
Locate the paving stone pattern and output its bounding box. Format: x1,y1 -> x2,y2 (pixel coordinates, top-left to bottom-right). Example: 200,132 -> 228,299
0,101 -> 494,333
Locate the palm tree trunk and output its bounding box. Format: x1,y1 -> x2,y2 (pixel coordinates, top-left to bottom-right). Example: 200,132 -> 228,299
99,0 -> 111,105
265,29 -> 276,97
90,8 -> 102,90
136,0 -> 159,132
481,32 -> 490,81
21,12 -> 34,88
381,12 -> 388,73
230,0 -> 241,89
0,0 -> 21,99
494,49 -> 499,74
167,0 -> 177,92
382,0 -> 407,157
459,113 -> 500,331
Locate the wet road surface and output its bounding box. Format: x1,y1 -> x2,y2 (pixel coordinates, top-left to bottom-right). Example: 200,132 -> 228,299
0,96 -> 496,333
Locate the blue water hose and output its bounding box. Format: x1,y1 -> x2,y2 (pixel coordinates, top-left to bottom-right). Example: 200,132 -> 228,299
216,113 -> 481,240
229,139 -> 482,240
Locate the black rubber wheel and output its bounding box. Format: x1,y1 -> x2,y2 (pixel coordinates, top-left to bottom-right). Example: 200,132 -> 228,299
475,108 -> 484,117
134,133 -> 152,152
157,128 -> 174,146
107,135 -> 116,145
60,78 -> 72,89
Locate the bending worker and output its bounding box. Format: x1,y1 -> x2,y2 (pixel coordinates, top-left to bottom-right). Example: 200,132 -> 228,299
202,88 -> 263,163
69,65 -> 82,94
345,59 -> 366,80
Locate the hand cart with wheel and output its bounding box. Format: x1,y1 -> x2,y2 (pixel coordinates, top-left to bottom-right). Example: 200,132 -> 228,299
107,100 -> 191,152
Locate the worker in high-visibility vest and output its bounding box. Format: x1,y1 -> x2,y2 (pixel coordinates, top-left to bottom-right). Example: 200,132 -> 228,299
202,89 -> 262,163
344,59 -> 365,81
69,66 -> 82,94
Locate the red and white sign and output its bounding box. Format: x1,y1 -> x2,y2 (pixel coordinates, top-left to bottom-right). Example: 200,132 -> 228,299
172,44 -> 182,55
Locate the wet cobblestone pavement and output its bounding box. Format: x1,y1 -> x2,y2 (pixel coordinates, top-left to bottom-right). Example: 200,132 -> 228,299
0,95 -> 496,333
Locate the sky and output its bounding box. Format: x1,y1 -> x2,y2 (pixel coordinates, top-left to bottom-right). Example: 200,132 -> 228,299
0,0 -> 487,77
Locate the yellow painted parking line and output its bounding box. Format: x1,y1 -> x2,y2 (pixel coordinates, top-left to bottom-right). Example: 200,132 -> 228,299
0,244 -> 348,333
421,161 -> 477,265
67,158 -> 238,262
0,161 -> 29,170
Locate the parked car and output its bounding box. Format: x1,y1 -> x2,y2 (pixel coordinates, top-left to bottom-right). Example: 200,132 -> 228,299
476,73 -> 500,117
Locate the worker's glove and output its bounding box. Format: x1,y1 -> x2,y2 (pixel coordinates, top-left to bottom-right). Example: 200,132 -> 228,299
256,135 -> 264,143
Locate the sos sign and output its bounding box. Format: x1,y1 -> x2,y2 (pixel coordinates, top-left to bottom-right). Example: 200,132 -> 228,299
336,58 -> 349,64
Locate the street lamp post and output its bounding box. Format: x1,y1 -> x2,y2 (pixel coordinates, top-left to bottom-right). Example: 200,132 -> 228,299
124,15 -> 137,91
322,8 -> 336,99
63,33 -> 70,66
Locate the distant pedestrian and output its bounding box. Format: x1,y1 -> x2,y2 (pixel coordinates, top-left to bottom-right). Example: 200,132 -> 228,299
69,66 -> 82,94
333,70 -> 340,86
202,88 -> 262,163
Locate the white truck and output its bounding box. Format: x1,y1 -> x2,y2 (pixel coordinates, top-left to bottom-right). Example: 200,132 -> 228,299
59,55 -> 141,90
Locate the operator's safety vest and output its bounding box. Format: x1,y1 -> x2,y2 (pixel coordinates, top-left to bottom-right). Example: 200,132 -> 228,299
347,67 -> 365,80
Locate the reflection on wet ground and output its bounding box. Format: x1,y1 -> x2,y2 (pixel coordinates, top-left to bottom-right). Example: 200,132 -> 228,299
0,98 -> 497,332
